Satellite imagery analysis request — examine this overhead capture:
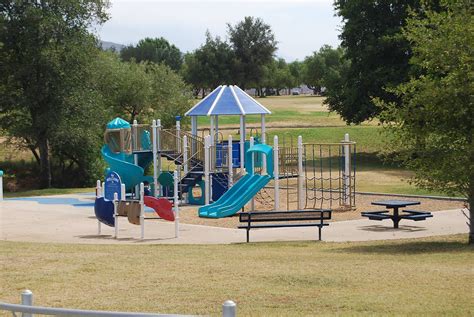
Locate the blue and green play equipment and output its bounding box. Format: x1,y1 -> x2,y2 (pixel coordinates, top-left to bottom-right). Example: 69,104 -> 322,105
101,117 -> 153,191
199,143 -> 274,218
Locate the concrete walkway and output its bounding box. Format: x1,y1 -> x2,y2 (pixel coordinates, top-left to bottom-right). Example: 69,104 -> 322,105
0,194 -> 469,244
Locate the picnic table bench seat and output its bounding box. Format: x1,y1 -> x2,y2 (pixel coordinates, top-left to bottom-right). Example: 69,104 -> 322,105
238,209 -> 332,243
360,210 -> 392,221
400,210 -> 433,221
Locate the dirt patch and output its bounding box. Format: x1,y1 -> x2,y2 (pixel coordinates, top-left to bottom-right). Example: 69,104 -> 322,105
178,193 -> 466,229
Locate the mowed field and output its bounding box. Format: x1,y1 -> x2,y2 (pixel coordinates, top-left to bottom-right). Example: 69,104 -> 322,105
1,235 -> 472,316
199,95 -> 449,196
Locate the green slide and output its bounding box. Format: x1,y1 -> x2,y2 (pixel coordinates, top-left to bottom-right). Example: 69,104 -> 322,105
198,174 -> 271,218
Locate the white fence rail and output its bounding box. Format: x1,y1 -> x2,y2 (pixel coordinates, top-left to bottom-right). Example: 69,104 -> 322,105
1,290 -> 237,317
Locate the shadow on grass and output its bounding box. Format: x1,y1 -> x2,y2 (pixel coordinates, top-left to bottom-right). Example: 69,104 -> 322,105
335,239 -> 472,255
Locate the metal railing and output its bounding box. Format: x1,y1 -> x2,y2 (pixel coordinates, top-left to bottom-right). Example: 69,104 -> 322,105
1,290 -> 237,317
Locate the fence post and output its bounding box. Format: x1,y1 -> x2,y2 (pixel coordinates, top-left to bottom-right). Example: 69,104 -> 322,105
297,135 -> 304,210
222,300 -> 236,317
228,135 -> 233,188
204,136 -> 211,205
0,170 -> 3,201
173,170 -> 179,238
21,290 -> 33,317
344,133 -> 350,206
273,136 -> 279,211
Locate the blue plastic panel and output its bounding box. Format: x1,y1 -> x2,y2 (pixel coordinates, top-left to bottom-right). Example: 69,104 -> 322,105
234,86 -> 271,115
186,87 -> 222,116
210,86 -> 243,115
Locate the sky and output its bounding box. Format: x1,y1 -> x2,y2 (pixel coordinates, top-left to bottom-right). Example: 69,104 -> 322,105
96,0 -> 342,62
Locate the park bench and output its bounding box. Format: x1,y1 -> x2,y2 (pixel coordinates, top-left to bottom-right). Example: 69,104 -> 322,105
238,209 -> 332,243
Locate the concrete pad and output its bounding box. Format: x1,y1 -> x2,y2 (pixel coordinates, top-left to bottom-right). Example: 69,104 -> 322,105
0,194 -> 469,244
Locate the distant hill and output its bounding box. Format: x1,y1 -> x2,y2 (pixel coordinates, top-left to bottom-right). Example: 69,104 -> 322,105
100,41 -> 126,52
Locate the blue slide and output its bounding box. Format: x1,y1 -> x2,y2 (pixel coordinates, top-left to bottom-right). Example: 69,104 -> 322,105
101,145 -> 153,191
199,174 -> 271,218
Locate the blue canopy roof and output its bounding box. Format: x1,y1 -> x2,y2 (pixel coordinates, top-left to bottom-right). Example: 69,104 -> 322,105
106,117 -> 131,129
185,85 -> 271,116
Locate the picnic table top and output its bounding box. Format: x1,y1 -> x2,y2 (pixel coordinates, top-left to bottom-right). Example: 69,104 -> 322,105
371,200 -> 421,208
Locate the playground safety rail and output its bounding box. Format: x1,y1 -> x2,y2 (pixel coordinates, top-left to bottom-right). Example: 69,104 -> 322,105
0,290 -> 237,317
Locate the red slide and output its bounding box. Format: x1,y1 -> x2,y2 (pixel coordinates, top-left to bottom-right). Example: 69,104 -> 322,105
144,196 -> 175,221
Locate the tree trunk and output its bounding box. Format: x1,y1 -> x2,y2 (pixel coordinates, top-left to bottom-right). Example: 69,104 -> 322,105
469,194 -> 473,244
38,134 -> 51,188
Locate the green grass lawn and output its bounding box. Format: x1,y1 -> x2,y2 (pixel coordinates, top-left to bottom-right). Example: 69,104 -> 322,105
3,187 -> 94,198
1,235 -> 472,316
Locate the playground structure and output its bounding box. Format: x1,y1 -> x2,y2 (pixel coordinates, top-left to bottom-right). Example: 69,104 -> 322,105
94,172 -> 179,240
97,85 -> 356,225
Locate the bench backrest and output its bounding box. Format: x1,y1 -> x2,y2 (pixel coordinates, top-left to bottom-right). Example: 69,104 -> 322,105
239,210 -> 332,222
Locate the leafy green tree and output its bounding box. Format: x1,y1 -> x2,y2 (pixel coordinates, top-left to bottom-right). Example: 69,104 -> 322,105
96,53 -> 153,122
329,1 -> 440,124
121,37 -> 183,71
0,0 -> 110,188
181,52 -> 206,97
303,45 -> 344,95
378,0 -> 473,243
146,62 -> 193,128
262,58 -> 293,96
227,16 -> 277,92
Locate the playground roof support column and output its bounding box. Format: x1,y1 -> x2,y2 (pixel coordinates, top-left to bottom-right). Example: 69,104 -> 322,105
210,116 -> 215,145
240,115 -> 246,170
261,114 -> 266,144
215,115 -> 219,143
191,116 -> 197,137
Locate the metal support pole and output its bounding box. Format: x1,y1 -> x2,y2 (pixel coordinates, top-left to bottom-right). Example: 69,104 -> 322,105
183,135 -> 188,175
114,192 -> 119,239
297,135 -> 304,210
96,180 -> 102,235
250,137 -> 255,211
204,136 -> 211,205
261,114 -> 267,175
222,300 -> 236,317
176,117 -> 181,153
121,183 -> 126,201
21,290 -> 33,317
133,120 -> 139,198
215,115 -> 219,142
140,182 -> 145,240
191,116 -> 197,155
210,115 -> 215,145
273,135 -> 279,211
152,119 -> 158,197
157,119 -> 162,196
240,115 -> 246,172
173,170 -> 179,238
344,133 -> 350,206
228,135 -> 233,188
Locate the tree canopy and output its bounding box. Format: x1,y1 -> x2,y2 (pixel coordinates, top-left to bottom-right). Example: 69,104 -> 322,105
378,0 -> 473,242
328,1 -> 440,124
0,0 -> 110,188
121,37 -> 183,71
227,16 -> 277,91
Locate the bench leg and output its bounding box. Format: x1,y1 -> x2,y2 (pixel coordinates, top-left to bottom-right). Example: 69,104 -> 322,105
318,226 -> 321,241
246,228 -> 250,243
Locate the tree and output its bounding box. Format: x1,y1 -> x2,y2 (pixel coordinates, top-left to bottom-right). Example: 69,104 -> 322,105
329,1 -> 440,124
378,0 -> 473,243
0,0 -> 110,188
227,16 -> 277,93
182,32 -> 235,97
120,37 -> 183,71
302,45 -> 343,95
